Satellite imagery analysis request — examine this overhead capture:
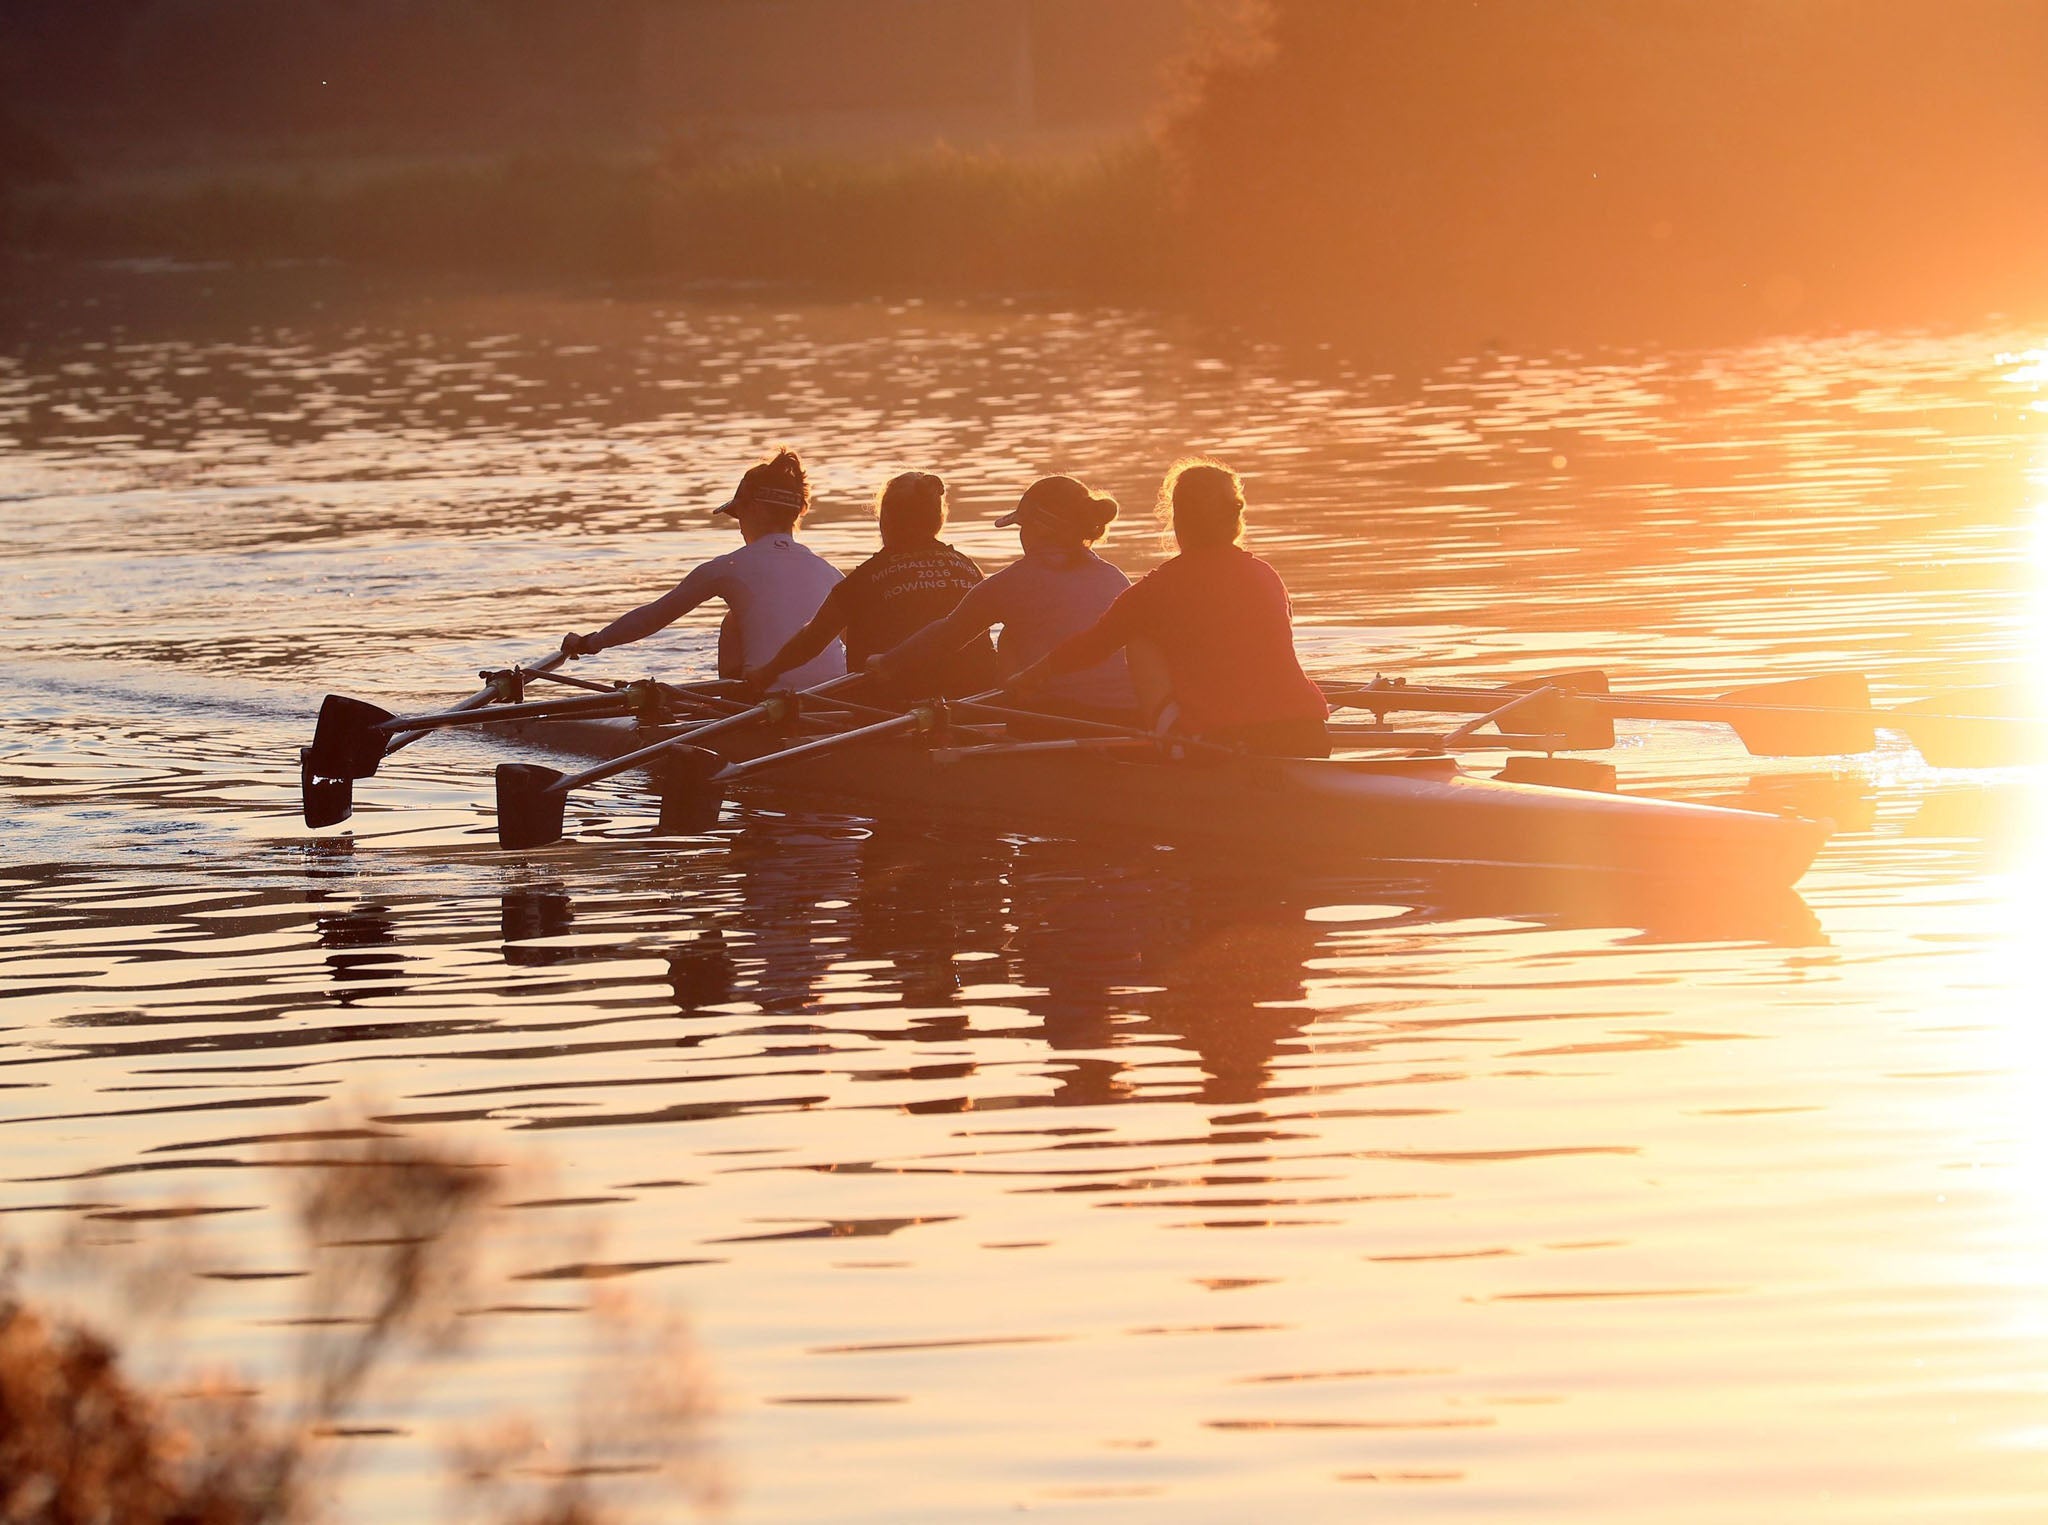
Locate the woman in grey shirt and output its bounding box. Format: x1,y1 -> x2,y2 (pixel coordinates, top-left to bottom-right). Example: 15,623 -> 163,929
866,474 -> 1137,719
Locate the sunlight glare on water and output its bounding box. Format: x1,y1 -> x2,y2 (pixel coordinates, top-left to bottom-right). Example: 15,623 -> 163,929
2,266 -> 2047,1521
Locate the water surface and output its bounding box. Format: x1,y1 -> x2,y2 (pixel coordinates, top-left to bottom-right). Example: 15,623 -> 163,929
3,263 -> 2045,1521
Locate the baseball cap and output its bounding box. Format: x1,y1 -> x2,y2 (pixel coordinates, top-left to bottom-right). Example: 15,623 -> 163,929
994,475 -> 1118,535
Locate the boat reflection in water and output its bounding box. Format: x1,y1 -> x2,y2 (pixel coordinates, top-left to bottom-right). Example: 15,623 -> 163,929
486,803 -> 1824,1115
314,901 -> 405,1003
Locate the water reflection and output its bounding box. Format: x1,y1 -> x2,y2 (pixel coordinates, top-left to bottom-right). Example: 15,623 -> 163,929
850,823 -> 1001,1009
500,883 -> 574,956
452,808 -> 1835,1119
1734,772 -> 1879,836
666,930 -> 737,1016
4,266 -> 2041,709
314,903 -> 403,1000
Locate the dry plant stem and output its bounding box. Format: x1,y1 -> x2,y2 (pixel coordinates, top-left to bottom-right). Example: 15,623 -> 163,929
0,1116 -> 720,1525
282,1131 -> 502,1428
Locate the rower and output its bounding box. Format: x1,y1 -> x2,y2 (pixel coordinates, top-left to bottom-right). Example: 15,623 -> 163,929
744,471 -> 998,701
865,474 -> 1137,723
560,448 -> 845,690
1005,457 -> 1331,758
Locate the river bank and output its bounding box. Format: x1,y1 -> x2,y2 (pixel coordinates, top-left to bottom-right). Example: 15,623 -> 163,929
4,143 -> 1177,306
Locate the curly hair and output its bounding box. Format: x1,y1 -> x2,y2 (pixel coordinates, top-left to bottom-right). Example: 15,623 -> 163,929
1158,456 -> 1245,549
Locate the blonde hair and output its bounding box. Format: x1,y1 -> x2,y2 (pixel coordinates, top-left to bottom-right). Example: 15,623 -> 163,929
1158,456 -> 1245,549
874,470 -> 948,545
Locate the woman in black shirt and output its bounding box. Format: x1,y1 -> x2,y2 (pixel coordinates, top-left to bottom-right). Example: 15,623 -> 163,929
745,472 -> 999,700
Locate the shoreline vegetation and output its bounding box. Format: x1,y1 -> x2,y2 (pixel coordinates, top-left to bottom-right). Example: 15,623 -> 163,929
6,143 -> 1181,305
4,0 -> 2046,356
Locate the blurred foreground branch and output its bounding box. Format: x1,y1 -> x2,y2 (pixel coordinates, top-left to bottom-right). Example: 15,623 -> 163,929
0,1116 -> 721,1525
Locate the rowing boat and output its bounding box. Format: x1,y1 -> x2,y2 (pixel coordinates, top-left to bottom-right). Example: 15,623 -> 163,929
478,688 -> 1829,889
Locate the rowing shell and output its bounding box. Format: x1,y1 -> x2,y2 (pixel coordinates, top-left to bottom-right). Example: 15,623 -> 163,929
481,701 -> 1829,889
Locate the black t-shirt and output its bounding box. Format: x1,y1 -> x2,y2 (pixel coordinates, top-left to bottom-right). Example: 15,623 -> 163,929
840,541 -> 999,696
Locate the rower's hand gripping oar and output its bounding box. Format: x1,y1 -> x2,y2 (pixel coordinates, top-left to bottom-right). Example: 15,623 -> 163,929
300,651 -> 571,827
492,673 -> 922,849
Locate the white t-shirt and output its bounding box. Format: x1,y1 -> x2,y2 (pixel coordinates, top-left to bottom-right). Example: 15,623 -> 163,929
665,534 -> 846,690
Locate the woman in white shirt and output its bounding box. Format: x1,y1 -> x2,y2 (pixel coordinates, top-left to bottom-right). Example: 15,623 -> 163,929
561,448 -> 846,690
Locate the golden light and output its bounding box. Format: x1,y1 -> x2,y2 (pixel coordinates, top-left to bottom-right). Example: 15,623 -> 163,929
2021,348 -> 2048,718
1983,345 -> 2048,1301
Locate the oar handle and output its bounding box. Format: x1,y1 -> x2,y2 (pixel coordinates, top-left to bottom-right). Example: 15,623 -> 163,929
1330,680 -> 1844,725
384,651 -> 568,755
377,689 -> 638,734
719,709 -> 920,779
718,687 -> 1002,780
951,696 -> 1245,760
547,672 -> 867,796
933,737 -> 1158,761
550,696 -> 788,794
1441,684 -> 1560,747
1332,678 -> 1870,725
520,666 -> 623,695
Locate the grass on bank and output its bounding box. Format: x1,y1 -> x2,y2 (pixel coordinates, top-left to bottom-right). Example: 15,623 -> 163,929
6,143 -> 1179,299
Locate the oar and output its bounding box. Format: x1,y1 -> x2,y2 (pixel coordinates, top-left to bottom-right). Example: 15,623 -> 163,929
948,696 -> 1239,755
492,673 -> 887,849
652,693 -> 1003,837
1886,689 -> 2046,769
300,652 -> 569,827
927,731 -> 1513,761
1594,677 -> 2040,765
305,683 -> 661,781
1322,671 -> 1617,750
949,694 -> 1572,757
519,666 -> 634,695
1324,671 -> 2042,764
1437,684 -> 1567,749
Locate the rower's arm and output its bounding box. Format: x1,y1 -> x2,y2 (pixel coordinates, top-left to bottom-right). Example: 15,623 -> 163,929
577,562 -> 724,653
750,583 -> 850,687
871,580 -> 999,679
1039,583 -> 1142,676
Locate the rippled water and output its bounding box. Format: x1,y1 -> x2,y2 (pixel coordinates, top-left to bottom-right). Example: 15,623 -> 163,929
3,263 -> 2046,1521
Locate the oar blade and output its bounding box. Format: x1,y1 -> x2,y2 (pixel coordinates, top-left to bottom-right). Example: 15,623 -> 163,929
495,763 -> 569,850
299,748 -> 355,827
1523,693 -> 1614,749
1447,670 -> 1608,749
653,746 -> 728,836
1515,668 -> 1612,695
1894,689 -> 2046,768
306,695 -> 398,779
1496,755 -> 1619,792
1720,674 -> 1876,756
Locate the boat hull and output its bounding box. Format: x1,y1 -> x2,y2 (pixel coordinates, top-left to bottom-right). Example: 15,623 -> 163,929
488,710 -> 1829,889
